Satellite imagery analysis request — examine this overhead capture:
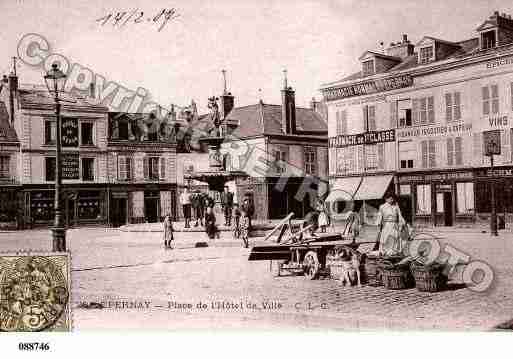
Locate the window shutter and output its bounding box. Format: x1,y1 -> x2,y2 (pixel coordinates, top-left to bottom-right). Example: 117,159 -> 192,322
421,140 -> 428,168
492,84 -> 499,114
455,137 -> 463,165
117,156 -> 123,180
341,110 -> 347,134
368,106 -> 376,130
428,96 -> 435,124
473,133 -> 482,165
127,157 -> 132,179
419,98 -> 427,124
160,157 -> 166,180
445,93 -> 452,122
428,140 -> 436,167
143,157 -> 149,180
501,130 -> 510,164
378,143 -> 385,170
390,101 -> 398,128
363,105 -> 369,132
357,145 -> 364,172
336,111 -> 341,135
412,99 -> 419,126
447,138 -> 454,166
454,92 -> 461,120
482,86 -> 490,115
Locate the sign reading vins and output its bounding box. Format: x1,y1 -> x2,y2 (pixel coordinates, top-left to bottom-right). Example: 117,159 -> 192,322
62,153 -> 79,180
329,129 -> 395,148
483,130 -> 501,156
61,118 -> 79,147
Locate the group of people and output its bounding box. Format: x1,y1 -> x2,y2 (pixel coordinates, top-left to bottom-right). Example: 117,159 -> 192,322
178,186 -> 256,244
300,194 -> 408,257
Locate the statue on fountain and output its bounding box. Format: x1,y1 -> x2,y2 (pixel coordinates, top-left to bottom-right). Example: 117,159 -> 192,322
207,96 -> 222,137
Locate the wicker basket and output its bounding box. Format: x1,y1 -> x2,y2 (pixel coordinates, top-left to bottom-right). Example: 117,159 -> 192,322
363,255 -> 383,286
411,262 -> 448,292
381,261 -> 414,290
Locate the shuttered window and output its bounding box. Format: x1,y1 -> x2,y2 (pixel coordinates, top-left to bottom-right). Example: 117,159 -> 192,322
501,129 -> 511,164
414,96 -> 434,125
336,110 -> 347,135
377,143 -> 385,170
447,138 -> 454,166
483,85 -> 499,115
390,101 -> 398,128
445,92 -> 461,122
421,141 -> 428,168
160,157 -> 166,180
363,105 -> 376,131
473,132 -> 483,165
455,137 -> 463,165
428,140 -> 436,167
118,156 -> 132,180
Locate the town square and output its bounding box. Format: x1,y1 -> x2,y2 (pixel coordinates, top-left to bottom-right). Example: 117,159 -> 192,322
1,0 -> 513,340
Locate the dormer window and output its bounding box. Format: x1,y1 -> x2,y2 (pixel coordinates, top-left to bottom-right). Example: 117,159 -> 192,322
419,46 -> 434,64
362,60 -> 374,76
481,30 -> 497,49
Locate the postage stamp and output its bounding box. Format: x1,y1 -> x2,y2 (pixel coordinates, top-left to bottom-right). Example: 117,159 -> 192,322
0,252 -> 71,332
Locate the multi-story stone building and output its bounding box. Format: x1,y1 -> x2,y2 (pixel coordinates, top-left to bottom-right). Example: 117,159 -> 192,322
106,111 -> 177,226
220,76 -> 329,220
0,73 -> 110,227
321,11 -> 513,227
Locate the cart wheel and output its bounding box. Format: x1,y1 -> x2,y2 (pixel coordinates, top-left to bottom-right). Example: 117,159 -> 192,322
303,251 -> 320,280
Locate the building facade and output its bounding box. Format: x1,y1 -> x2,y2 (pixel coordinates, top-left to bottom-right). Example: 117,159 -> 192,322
220,79 -> 329,220
0,74 -> 111,228
321,11 -> 513,227
107,112 -> 177,226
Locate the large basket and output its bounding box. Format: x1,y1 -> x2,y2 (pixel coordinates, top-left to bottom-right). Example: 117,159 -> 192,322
411,262 -> 448,292
381,261 -> 414,290
363,255 -> 383,286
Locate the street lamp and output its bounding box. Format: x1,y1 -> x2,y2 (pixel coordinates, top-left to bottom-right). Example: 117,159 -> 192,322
44,63 -> 67,251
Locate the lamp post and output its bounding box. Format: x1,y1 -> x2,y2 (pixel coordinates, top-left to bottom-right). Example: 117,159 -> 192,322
483,130 -> 500,237
44,63 -> 67,251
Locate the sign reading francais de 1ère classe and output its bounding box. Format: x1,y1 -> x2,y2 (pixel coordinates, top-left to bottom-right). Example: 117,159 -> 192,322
329,129 -> 395,148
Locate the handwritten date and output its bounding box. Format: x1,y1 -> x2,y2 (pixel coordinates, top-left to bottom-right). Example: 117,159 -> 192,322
96,8 -> 180,32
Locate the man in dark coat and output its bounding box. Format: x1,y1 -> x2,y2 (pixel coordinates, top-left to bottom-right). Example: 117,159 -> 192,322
241,194 -> 255,230
220,186 -> 234,226
191,190 -> 204,227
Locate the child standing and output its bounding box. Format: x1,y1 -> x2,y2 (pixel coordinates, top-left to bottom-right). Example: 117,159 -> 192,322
163,214 -> 174,249
240,208 -> 250,248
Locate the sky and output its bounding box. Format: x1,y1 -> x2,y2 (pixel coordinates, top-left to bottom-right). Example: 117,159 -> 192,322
0,0 -> 512,113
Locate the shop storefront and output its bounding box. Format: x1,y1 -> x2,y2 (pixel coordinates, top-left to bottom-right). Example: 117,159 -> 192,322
398,170 -> 475,227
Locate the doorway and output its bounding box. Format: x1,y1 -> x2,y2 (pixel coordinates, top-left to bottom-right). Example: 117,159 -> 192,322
144,191 -> 160,223
443,192 -> 453,226
65,198 -> 76,227
110,197 -> 127,227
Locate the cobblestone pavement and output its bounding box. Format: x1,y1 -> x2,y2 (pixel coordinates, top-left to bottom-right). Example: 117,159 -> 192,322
1,227 -> 512,330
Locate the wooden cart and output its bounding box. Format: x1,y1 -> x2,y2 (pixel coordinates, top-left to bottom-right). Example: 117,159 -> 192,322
248,213 -> 376,279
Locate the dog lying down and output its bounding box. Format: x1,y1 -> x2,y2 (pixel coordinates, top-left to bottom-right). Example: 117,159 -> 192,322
335,248 -> 362,287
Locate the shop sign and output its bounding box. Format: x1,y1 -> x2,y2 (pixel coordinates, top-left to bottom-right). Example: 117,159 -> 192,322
399,171 -> 473,183
323,75 -> 413,101
475,167 -> 513,178
487,115 -> 508,128
396,123 -> 472,139
483,130 -> 501,156
329,129 -> 395,148
486,56 -> 513,69
61,118 -> 79,147
62,153 -> 79,180
436,184 -> 452,192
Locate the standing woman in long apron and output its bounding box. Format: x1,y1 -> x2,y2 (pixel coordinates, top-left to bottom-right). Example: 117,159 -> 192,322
376,194 -> 406,256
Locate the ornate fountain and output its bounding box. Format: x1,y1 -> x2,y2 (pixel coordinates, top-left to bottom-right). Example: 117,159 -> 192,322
185,96 -> 246,192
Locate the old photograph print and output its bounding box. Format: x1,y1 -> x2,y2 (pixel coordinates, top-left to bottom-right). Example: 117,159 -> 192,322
1,0 -> 513,333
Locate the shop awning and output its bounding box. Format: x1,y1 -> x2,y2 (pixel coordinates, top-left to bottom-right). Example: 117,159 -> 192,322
325,177 -> 363,202
354,175 -> 394,201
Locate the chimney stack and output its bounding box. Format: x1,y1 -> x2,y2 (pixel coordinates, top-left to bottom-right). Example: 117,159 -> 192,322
386,34 -> 414,59
281,70 -> 296,135
89,81 -> 95,99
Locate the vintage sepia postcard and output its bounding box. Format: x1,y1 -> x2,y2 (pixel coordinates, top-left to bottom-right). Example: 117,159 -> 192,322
1,2 -> 513,353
